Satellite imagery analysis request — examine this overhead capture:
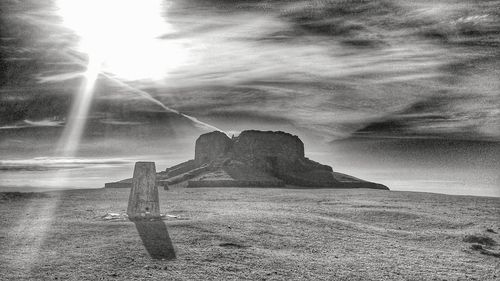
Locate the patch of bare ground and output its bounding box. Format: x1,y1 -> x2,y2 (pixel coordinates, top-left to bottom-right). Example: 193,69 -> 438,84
0,188 -> 499,280
463,234 -> 496,246
463,234 -> 500,258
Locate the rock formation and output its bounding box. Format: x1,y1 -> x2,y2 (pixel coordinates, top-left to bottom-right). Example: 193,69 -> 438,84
194,131 -> 232,166
105,130 -> 389,190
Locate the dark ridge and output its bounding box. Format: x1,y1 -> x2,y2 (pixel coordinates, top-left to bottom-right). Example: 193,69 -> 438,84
0,192 -> 49,201
107,130 -> 389,190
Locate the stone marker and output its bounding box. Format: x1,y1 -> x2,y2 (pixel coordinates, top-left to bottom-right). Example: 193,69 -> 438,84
127,162 -> 160,219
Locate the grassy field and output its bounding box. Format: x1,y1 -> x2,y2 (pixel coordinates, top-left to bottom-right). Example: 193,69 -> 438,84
0,187 -> 499,280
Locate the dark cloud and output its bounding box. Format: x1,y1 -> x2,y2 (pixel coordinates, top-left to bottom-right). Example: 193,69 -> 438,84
352,94 -> 500,140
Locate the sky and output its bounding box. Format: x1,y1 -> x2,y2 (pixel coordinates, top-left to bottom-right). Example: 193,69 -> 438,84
0,0 -> 499,195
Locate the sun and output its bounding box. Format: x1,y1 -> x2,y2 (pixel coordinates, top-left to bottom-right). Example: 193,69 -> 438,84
56,0 -> 191,81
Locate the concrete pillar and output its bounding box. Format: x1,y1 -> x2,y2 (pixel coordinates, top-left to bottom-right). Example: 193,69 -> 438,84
127,162 -> 160,219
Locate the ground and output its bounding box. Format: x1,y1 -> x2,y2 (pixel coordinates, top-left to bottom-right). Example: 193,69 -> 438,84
0,187 -> 499,280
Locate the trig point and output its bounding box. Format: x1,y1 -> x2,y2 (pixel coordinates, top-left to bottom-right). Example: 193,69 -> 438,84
127,162 -> 160,219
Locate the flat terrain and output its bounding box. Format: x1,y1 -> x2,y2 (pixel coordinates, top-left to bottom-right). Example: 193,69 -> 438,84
0,187 -> 499,280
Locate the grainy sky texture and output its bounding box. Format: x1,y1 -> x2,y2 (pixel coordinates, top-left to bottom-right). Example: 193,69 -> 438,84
0,0 -> 499,195
2,0 -> 499,143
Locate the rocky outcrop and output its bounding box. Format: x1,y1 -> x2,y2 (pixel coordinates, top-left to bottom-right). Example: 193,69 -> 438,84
164,160 -> 195,178
159,164 -> 211,185
231,130 -> 304,173
194,131 -> 232,166
105,130 -> 389,190
227,130 -> 335,186
188,130 -> 387,189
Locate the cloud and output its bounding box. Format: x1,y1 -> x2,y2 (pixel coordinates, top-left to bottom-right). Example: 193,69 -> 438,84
3,57 -> 32,61
24,119 -> 64,127
99,120 -> 145,126
1,0 -> 499,143
0,157 -> 131,171
352,95 -> 500,140
37,71 -> 84,83
0,119 -> 64,130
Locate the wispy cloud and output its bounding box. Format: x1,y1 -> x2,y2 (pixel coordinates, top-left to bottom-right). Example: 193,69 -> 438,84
37,71 -> 84,83
1,0 -> 499,142
99,120 -> 145,126
24,119 -> 64,127
0,119 -> 64,130
0,157 -> 131,171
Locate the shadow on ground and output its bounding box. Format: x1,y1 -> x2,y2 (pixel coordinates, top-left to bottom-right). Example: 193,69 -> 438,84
132,219 -> 176,260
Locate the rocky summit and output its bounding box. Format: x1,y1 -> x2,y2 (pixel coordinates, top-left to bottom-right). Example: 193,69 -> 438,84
105,130 -> 388,190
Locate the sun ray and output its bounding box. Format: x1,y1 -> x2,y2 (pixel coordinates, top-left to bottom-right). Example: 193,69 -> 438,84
7,2 -> 229,272
57,56 -> 102,155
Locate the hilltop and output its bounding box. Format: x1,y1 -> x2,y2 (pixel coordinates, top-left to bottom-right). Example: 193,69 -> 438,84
106,130 -> 388,190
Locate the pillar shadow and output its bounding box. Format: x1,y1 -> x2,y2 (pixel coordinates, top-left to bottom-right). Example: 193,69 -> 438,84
132,219 -> 176,260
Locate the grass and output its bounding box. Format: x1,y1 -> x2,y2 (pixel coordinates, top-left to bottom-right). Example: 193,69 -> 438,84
0,187 -> 499,280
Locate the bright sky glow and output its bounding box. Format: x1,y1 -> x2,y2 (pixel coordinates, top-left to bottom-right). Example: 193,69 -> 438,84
57,0 -> 191,81
57,56 -> 100,155
54,0 -> 224,145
